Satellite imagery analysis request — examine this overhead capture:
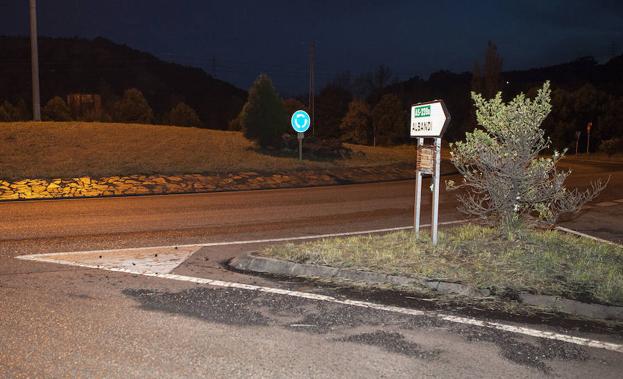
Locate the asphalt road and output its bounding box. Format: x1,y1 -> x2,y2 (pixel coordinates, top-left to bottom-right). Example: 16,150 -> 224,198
1,161 -> 623,378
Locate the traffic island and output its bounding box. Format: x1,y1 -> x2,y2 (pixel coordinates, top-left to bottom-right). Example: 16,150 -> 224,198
230,224 -> 623,321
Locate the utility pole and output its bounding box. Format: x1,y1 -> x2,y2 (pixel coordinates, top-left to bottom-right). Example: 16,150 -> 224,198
308,41 -> 315,136
29,0 -> 41,121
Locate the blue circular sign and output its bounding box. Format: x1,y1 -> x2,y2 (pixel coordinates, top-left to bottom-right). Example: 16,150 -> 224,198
291,110 -> 311,133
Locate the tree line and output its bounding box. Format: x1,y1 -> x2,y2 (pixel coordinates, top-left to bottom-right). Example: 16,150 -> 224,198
230,42 -> 623,156
0,88 -> 202,127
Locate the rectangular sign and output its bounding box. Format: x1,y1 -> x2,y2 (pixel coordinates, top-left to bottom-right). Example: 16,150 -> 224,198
416,145 -> 434,173
410,100 -> 450,138
413,105 -> 431,118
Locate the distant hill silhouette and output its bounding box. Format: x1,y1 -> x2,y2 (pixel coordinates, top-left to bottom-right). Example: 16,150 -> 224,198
0,36 -> 246,128
386,54 -> 623,141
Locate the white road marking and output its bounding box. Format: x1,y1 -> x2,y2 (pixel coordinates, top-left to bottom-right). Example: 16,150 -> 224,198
16,220 -> 623,354
23,246 -> 202,274
614,199 -> 623,203
16,220 -> 468,260
14,256 -> 623,353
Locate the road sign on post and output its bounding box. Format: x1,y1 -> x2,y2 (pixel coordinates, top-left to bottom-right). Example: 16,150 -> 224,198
291,110 -> 311,161
410,100 -> 450,246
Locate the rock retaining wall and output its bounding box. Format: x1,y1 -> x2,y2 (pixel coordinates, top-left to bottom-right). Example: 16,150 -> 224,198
0,164 -> 421,201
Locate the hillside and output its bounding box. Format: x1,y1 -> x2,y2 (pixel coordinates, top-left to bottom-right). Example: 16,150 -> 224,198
0,122 -> 414,180
386,54 -> 623,142
0,36 -> 246,128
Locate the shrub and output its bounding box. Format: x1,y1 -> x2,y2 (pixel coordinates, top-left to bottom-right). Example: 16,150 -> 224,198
42,96 -> 72,121
371,94 -> 405,146
165,102 -> 201,127
240,74 -> 288,148
340,99 -> 371,144
448,81 -> 607,234
0,101 -> 13,121
112,88 -> 153,123
0,99 -> 28,121
599,138 -> 623,157
282,98 -> 306,119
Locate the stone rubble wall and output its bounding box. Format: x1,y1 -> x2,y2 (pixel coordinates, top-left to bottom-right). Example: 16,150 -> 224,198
0,164 -> 421,201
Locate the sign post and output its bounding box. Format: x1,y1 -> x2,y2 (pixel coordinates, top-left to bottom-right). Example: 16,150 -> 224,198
291,110 -> 311,160
586,122 -> 592,155
410,100 -> 450,245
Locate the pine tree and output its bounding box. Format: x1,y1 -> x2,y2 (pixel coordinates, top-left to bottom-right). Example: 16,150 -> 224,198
240,74 -> 288,148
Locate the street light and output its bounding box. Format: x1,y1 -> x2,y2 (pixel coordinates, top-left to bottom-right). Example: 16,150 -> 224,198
29,0 -> 41,121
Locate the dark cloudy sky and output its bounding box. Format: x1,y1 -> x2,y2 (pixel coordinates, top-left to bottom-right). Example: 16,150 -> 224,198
1,0 -> 622,94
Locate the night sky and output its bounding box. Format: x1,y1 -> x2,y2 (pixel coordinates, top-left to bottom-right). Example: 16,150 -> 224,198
1,0 -> 622,94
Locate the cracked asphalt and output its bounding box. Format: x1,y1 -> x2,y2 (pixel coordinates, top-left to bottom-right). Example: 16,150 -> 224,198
2,163 -> 623,377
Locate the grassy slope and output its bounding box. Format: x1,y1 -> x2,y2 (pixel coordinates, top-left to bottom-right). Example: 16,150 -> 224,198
262,224 -> 623,305
0,122 -> 414,180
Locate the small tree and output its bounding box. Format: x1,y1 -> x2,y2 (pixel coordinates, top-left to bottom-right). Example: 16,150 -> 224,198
371,94 -> 405,146
0,101 -> 15,121
340,99 -> 370,144
112,88 -> 153,124
42,96 -> 72,121
165,102 -> 201,127
448,82 -> 607,235
283,98 -> 305,118
315,84 -> 352,138
240,74 -> 288,148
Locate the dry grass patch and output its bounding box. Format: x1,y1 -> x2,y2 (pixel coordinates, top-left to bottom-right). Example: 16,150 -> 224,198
262,224 -> 623,306
0,122 -> 414,180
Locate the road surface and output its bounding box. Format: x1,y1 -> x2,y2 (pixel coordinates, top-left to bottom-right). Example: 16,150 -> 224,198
1,163 -> 623,377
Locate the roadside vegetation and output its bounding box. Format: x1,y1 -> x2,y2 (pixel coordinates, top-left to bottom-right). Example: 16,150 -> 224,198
447,82 -> 607,234
263,82 -> 620,309
262,224 -> 623,306
0,121 -> 414,180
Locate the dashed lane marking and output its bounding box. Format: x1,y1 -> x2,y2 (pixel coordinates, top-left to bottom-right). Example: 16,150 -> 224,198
15,220 -> 623,354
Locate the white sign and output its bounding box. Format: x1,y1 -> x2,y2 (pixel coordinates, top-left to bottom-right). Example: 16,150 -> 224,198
410,100 -> 450,138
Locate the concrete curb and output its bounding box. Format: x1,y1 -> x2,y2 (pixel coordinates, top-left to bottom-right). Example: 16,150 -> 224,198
230,252 -> 623,321
229,253 -> 490,297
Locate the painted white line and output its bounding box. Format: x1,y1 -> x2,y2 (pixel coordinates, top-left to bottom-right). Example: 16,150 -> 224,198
614,199 -> 623,203
16,218 -> 623,355
14,255 -> 623,354
556,226 -> 622,247
16,220 -> 468,260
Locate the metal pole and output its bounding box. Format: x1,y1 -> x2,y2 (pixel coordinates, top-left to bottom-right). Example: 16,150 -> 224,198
297,132 -> 303,161
414,138 -> 423,238
431,138 -> 441,245
308,41 -> 315,137
29,0 -> 41,121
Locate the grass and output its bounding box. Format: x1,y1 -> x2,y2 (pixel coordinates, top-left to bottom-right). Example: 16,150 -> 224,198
0,121 -> 415,180
262,224 -> 623,306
